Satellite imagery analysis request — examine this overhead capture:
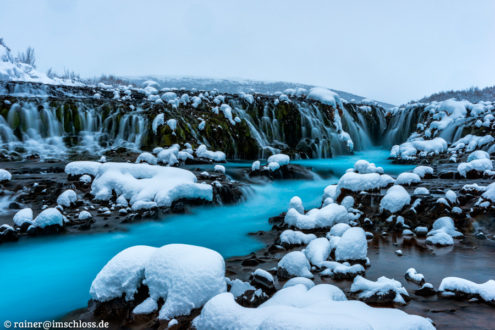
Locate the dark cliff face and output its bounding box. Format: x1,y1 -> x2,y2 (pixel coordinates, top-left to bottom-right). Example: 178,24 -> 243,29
0,81 -> 389,161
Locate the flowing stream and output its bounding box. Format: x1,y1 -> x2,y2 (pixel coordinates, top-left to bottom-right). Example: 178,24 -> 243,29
0,149 -> 413,322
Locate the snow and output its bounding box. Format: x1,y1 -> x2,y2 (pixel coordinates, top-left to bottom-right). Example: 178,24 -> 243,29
458,158 -> 493,177
252,268 -> 274,284
439,277 -> 495,303
195,144 -> 226,162
283,277 -> 315,290
214,165 -> 226,174
167,119 -> 177,131
320,261 -> 365,278
219,104 -> 236,125
78,211 -> 92,221
396,172 -> 421,185
405,268 -> 425,285
79,174 -> 92,184
91,244 -> 226,319
353,160 -> 383,174
57,189 -> 77,207
328,223 -> 351,237
152,114 -> 165,134
32,208 -> 63,228
267,153 -> 290,166
288,196 -> 304,214
445,190 -> 457,204
284,203 -> 349,230
229,279 -> 255,298
351,275 -> 409,305
336,172 -> 394,198
90,245 -> 157,302
380,185 -> 411,213
341,196 -> 354,210
13,208 -> 33,227
157,145 -> 180,166
306,87 -> 342,108
0,169 -> 12,181
65,161 -> 101,177
193,286 -> 434,329
413,166 -> 434,178
451,134 -> 494,153
426,232 -> 454,246
392,137 -> 448,159
334,227 -> 367,262
279,229 -> 316,245
467,150 -> 490,162
428,217 -> 463,238
278,251 -> 313,278
482,183 -> 495,202
251,160 -> 260,171
67,162 -> 212,209
136,152 -> 157,165
267,162 -> 280,171
414,187 -> 430,195
304,237 -> 331,267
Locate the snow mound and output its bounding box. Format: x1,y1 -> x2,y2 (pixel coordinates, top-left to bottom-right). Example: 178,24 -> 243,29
334,227 -> 367,262
193,286 -> 433,329
277,251 -> 313,279
136,152 -> 158,165
405,268 -> 425,285
196,144 -> 226,162
336,172 -> 394,198
396,172 -> 421,185
413,166 -> 433,178
391,138 -> 448,160
267,153 -> 290,166
329,223 -> 351,237
351,275 -> 409,305
32,208 -> 63,228
288,196 -> 304,214
380,185 -> 411,213
284,203 -> 349,230
458,158 -> 493,177
57,189 -> 77,207
91,244 -> 226,320
304,237 -> 331,267
66,162 -> 212,209
0,169 -> 12,181
279,230 -> 316,245
439,277 -> 495,304
353,160 -> 383,174
306,87 -> 342,108
13,208 -> 33,227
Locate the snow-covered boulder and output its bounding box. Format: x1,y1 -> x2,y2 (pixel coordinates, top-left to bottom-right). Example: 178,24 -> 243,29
353,160 -> 383,174
320,261 -> 365,280
413,187 -> 430,195
0,169 -> 12,181
277,251 -> 313,279
288,196 -> 304,214
32,208 -> 63,228
395,172 -> 421,185
328,223 -> 351,237
91,244 -> 226,319
351,275 -> 409,305
214,165 -> 226,174
282,277 -> 315,290
405,268 -> 425,285
136,152 -> 157,165
196,144 -> 226,162
284,203 -> 349,230
439,277 -> 495,304
13,208 -> 33,227
458,158 -> 493,177
251,160 -> 260,171
304,237 -> 331,267
334,227 -> 367,262
78,211 -> 92,221
279,230 -> 316,246
267,153 -> 290,166
56,189 -> 77,207
413,166 -> 433,178
428,217 -> 463,238
336,172 -> 394,199
380,185 -> 411,213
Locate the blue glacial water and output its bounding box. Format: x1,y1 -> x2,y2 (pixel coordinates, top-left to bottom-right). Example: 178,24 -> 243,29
0,149 -> 414,322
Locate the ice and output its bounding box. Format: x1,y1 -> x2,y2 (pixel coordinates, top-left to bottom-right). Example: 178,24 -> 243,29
380,185 -> 411,213
334,227 -> 367,262
277,251 -> 313,278
13,208 -> 33,227
279,229 -> 316,245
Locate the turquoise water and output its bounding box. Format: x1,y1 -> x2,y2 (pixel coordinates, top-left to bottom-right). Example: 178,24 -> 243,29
0,149 -> 413,322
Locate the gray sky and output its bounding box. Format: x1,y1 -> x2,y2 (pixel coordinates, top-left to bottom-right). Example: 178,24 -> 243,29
1,0 -> 494,104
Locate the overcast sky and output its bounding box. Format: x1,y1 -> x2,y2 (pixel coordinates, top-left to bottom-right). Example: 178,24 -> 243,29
1,0 -> 494,104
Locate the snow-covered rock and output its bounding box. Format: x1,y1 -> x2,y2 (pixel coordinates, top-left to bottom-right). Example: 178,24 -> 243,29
353,160 -> 384,174
32,208 -> 63,228
439,277 -> 495,304
282,277 -> 315,290
380,185 -> 411,213
56,189 -> 77,207
405,268 -> 425,285
91,244 -> 226,319
277,251 -> 313,279
334,227 -> 367,262
458,158 -> 493,177
396,172 -> 421,185
196,145 -> 226,162
78,211 -> 92,221
351,275 -> 409,305
284,203 -> 349,230
136,152 -> 158,165
320,261 -> 365,279
304,237 -> 331,267
413,166 -> 433,178
13,208 -> 33,227
328,223 -> 351,237
214,165 -> 226,174
279,230 -> 316,245
267,153 -> 290,166
288,196 -> 304,214
413,187 -> 430,195
251,160 -> 260,171
0,169 -> 12,181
